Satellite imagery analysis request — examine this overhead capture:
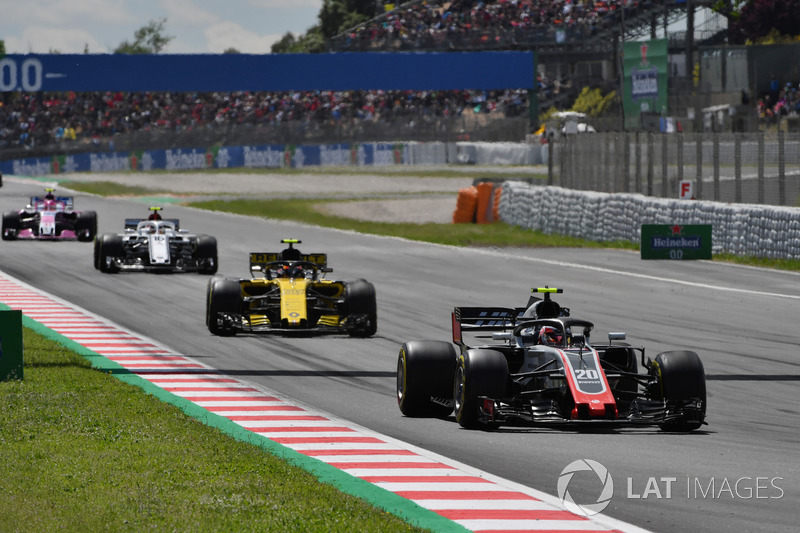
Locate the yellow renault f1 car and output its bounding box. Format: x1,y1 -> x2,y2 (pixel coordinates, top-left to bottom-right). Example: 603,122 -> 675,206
206,239 -> 377,337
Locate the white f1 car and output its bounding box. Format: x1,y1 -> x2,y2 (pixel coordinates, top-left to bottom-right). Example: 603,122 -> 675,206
94,207 -> 218,274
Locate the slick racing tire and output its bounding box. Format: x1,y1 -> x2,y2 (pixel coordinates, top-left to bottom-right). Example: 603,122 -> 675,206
75,211 -> 98,242
2,212 -> 20,241
343,279 -> 377,338
454,349 -> 509,430
97,234 -> 124,273
397,341 -> 457,418
652,350 -> 706,432
206,277 -> 241,336
195,235 -> 218,275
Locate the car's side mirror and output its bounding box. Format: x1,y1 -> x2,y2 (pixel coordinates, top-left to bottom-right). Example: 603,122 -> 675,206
608,332 -> 626,342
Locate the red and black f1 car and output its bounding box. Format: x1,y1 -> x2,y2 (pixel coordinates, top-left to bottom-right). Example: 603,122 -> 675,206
397,287 -> 706,431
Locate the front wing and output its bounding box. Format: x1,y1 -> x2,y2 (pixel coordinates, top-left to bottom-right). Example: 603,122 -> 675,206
212,309 -> 372,335
475,395 -> 705,428
108,239 -> 209,272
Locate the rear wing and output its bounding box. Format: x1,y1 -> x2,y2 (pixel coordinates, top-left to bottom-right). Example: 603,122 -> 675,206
125,218 -> 180,230
452,306 -> 527,346
31,196 -> 73,210
249,252 -> 328,269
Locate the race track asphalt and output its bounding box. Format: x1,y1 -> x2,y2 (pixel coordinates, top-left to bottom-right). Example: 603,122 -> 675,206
1,177 -> 798,533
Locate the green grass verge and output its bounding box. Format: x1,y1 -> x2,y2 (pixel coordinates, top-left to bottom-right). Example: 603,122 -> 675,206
63,178 -> 800,270
0,326 -> 437,533
189,197 -> 637,249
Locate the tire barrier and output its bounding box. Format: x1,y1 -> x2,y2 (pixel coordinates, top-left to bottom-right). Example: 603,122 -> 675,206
452,186 -> 479,223
453,182 -> 504,224
498,181 -> 800,259
492,185 -> 503,222
475,182 -> 495,224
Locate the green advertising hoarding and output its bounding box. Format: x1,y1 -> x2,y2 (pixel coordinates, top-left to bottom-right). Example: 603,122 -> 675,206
0,310 -> 23,381
623,39 -> 668,130
641,224 -> 712,260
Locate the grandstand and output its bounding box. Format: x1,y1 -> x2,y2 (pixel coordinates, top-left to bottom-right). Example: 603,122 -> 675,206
330,0 -> 729,114
0,1 -> 740,158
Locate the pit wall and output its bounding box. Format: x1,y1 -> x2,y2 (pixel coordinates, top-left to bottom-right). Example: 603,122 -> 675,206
498,181 -> 800,260
0,142 -> 543,176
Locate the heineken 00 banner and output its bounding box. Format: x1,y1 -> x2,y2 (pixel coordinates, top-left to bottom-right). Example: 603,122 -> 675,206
641,224 -> 712,260
623,39 -> 668,130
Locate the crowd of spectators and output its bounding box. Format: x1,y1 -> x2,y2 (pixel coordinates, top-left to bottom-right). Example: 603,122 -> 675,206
0,88 -> 532,150
0,0 -> 622,151
756,79 -> 800,125
332,0 -> 632,51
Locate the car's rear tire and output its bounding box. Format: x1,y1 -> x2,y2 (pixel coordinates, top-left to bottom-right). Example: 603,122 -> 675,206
76,211 -> 98,242
97,234 -> 124,273
206,277 -> 241,336
652,350 -> 706,432
397,340 -> 457,417
343,279 -> 377,337
454,349 -> 509,430
2,212 -> 19,240
196,235 -> 218,275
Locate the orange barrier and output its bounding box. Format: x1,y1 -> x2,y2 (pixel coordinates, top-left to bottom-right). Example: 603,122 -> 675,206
492,186 -> 502,222
475,182 -> 495,224
453,182 -> 504,224
452,186 -> 479,223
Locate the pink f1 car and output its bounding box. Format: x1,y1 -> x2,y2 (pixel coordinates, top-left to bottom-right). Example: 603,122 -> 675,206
2,188 -> 97,241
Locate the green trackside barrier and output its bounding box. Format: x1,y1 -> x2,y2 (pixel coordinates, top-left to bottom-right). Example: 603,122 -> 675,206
0,310 -> 23,381
641,224 -> 712,260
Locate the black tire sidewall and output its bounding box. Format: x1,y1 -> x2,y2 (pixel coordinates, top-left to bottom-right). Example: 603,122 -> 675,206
397,340 -> 457,417
206,277 -> 241,335
455,349 -> 509,429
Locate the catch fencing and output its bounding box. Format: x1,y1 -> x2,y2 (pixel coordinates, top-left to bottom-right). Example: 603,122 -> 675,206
551,131 -> 800,207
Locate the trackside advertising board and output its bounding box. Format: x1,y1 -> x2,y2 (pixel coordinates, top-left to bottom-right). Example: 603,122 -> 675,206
622,39 -> 668,130
0,143 -> 412,175
641,224 -> 712,260
0,52 -> 536,92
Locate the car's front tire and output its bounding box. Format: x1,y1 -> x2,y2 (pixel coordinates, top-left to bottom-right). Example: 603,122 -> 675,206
652,350 -> 706,432
196,235 -> 218,275
454,349 -> 509,430
76,211 -> 98,242
343,279 -> 377,337
206,277 -> 241,336
2,212 -> 20,241
97,234 -> 124,273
